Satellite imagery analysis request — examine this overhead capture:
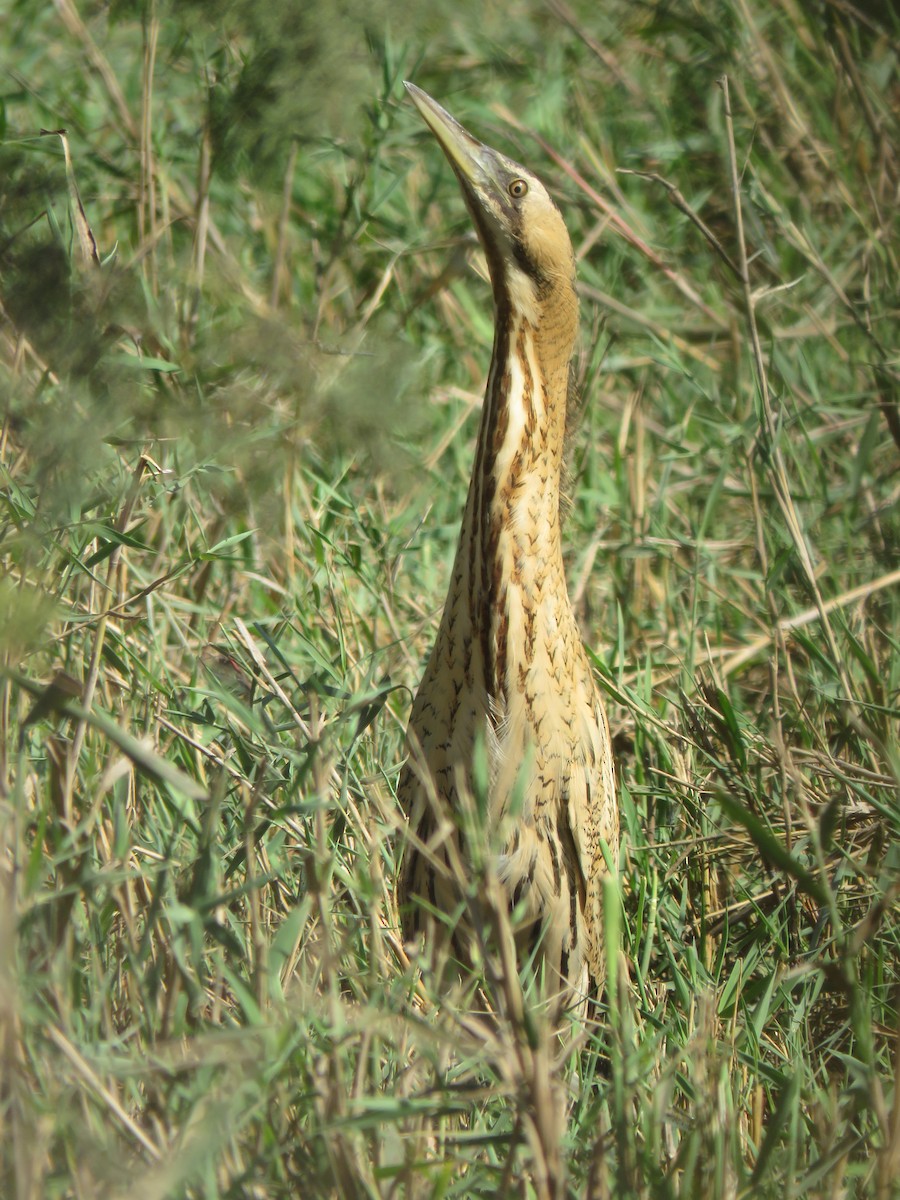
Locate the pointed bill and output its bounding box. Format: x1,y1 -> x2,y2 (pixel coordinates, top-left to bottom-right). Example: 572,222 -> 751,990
404,81 -> 499,198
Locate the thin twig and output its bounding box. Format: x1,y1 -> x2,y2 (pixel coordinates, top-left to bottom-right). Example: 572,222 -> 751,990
271,139 -> 299,309
53,0 -> 137,140
65,456 -> 148,816
718,75 -> 857,710
46,1024 -> 164,1162
721,565 -> 900,676
617,168 -> 740,278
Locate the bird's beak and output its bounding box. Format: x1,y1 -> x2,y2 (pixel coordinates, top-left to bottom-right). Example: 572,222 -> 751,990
404,82 -> 499,201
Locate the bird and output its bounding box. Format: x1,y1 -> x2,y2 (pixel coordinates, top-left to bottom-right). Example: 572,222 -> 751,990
398,82 -> 618,1015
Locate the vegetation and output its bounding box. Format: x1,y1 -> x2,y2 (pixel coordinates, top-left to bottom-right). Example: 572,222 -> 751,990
1,0 -> 898,1196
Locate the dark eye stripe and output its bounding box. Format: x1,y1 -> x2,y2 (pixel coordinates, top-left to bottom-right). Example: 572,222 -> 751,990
511,239 -> 543,283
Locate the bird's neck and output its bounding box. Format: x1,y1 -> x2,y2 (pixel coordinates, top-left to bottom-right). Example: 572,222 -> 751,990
474,307 -> 568,532
456,287 -> 578,705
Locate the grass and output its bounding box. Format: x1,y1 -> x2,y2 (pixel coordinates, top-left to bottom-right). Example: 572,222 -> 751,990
1,0 -> 899,1196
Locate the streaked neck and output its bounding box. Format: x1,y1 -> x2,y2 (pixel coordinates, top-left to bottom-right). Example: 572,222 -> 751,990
462,293 -> 574,700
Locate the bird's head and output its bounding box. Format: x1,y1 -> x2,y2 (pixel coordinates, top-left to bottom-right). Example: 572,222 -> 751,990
405,82 -> 577,330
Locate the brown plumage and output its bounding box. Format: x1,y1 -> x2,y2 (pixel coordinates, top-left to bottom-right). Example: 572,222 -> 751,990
398,83 -> 618,1013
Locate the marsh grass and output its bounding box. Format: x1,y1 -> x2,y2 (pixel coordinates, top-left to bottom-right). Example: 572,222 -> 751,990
1,1 -> 898,1196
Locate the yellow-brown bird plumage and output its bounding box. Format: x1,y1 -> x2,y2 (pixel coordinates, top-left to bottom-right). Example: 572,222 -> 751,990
398,84 -> 618,1011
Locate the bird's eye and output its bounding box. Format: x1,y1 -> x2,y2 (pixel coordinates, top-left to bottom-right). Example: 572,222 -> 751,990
508,179 -> 529,199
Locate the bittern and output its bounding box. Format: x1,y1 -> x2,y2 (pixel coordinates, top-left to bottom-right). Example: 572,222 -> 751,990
398,83 -> 617,1011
